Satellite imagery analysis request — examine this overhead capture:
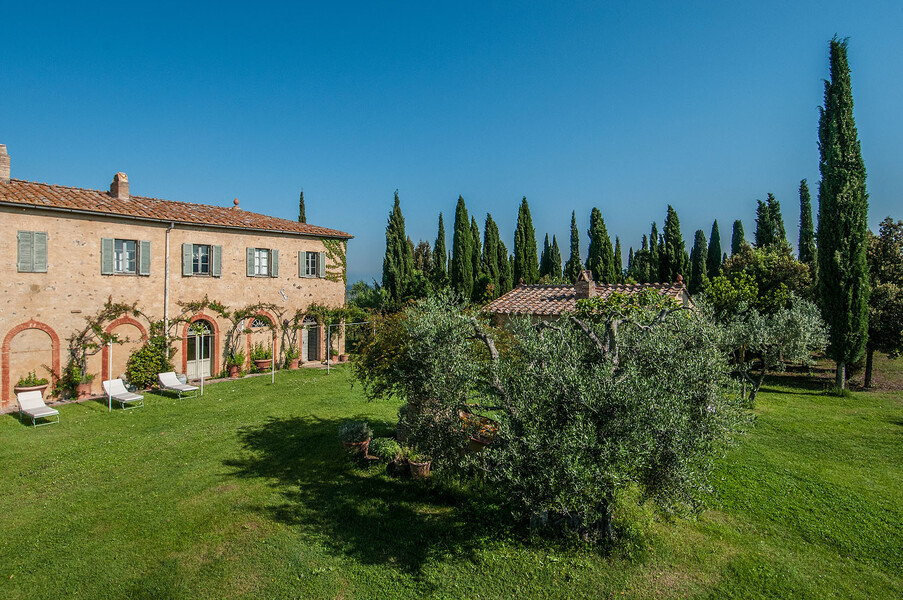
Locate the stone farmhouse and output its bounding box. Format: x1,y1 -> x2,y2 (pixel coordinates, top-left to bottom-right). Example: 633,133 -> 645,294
0,144 -> 351,409
484,270 -> 691,322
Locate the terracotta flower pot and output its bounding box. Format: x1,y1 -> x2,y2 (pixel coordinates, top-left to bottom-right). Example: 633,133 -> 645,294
76,382 -> 93,398
289,358 -> 300,370
14,383 -> 49,397
342,438 -> 371,455
228,365 -> 241,378
408,460 -> 432,478
253,358 -> 272,370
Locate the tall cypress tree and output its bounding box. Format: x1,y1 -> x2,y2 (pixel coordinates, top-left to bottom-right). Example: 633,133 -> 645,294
549,235 -> 563,280
798,179 -> 817,272
707,220 -> 723,278
513,197 -> 539,284
298,190 -> 306,223
614,236 -> 623,282
482,214 -> 501,296
586,207 -> 616,283
648,223 -> 660,282
817,37 -> 870,389
755,194 -> 787,249
450,196 -> 473,300
539,234 -> 550,277
498,241 -> 513,294
471,216 -> 482,280
689,229 -> 708,295
660,205 -> 688,283
563,211 -> 583,283
432,213 -> 448,287
627,247 -> 635,279
731,219 -> 745,256
382,191 -> 413,304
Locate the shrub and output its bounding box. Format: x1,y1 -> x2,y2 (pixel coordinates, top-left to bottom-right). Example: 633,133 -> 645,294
16,371 -> 49,387
337,421 -> 373,444
368,437 -> 402,462
126,328 -> 175,389
250,342 -> 272,360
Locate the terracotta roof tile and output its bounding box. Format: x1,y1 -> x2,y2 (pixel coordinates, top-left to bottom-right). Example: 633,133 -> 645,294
484,282 -> 690,316
0,179 -> 352,239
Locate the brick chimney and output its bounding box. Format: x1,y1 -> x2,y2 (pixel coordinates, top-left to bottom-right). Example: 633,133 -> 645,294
110,172 -> 129,200
575,270 -> 597,299
0,145 -> 10,183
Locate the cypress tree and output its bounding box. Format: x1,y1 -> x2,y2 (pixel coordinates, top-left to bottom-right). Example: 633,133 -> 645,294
689,229 -> 708,295
627,247 -> 635,277
755,194 -> 787,249
539,234 -> 551,278
298,190 -> 306,223
513,197 -> 539,284
482,214 -> 501,296
649,223 -> 660,282
471,216 -> 482,279
614,236 -> 623,282
798,179 -> 817,272
586,207 -> 616,283
817,37 -> 870,389
450,196 -> 474,300
731,219 -> 745,256
563,211 -> 582,283
660,205 -> 688,283
707,220 -> 723,278
382,191 -> 413,304
549,235 -> 563,280
498,244 -> 512,293
432,213 -> 448,286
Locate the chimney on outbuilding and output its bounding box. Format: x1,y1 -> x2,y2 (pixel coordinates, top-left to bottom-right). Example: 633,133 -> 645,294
110,172 -> 129,200
0,145 -> 10,183
575,270 -> 597,299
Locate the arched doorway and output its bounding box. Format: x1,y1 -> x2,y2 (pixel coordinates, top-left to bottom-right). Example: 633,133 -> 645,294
301,317 -> 319,362
186,320 -> 215,379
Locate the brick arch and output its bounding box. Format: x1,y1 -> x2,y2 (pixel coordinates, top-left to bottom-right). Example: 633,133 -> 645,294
244,310 -> 278,364
101,316 -> 149,382
2,319 -> 61,407
181,313 -> 220,376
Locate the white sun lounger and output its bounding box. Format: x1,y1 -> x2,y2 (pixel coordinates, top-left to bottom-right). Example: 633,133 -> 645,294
17,390 -> 59,427
102,378 -> 144,410
157,372 -> 199,399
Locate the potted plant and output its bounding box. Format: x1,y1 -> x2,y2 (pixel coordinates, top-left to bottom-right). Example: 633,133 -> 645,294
227,349 -> 245,378
74,371 -> 95,398
284,345 -> 300,370
250,341 -> 273,371
338,421 -> 373,455
14,371 -> 50,396
404,446 -> 432,478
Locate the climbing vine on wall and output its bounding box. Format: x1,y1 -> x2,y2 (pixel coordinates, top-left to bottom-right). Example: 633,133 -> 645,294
322,238 -> 347,285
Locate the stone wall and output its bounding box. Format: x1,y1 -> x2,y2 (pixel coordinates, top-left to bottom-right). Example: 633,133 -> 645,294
1,205 -> 346,407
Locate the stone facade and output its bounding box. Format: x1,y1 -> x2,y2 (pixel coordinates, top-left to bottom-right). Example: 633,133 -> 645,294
1,155 -> 350,408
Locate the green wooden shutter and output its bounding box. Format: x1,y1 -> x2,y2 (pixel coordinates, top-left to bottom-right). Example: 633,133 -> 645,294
101,238 -> 114,275
212,245 -> 222,277
270,249 -> 279,277
182,243 -> 193,276
17,231 -> 34,272
33,232 -> 48,272
298,251 -> 305,277
246,247 -> 255,276
319,252 -> 327,278
139,240 -> 151,275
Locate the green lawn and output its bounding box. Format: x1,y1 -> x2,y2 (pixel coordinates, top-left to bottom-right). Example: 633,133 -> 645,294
1,363 -> 901,599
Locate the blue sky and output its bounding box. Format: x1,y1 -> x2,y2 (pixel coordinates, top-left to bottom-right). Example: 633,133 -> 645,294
3,2 -> 901,283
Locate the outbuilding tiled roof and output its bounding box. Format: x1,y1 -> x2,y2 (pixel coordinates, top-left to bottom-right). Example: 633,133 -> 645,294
0,178 -> 352,239
484,282 -> 690,316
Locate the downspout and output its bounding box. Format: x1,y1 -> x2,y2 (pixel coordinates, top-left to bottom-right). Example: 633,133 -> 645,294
164,222 -> 174,334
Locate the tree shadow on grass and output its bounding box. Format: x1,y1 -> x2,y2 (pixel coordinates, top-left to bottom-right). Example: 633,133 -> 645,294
224,415 -> 498,578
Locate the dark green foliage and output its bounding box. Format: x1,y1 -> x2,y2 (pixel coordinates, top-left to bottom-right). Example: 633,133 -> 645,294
563,211 -> 583,283
412,240 -> 432,273
549,235 -> 563,280
649,223 -> 661,282
865,218 -> 903,386
798,179 -> 817,274
498,240 -> 513,295
660,205 -> 688,283
586,207 -> 616,283
755,194 -> 787,250
298,190 -> 306,223
717,245 -> 813,315
707,220 -> 723,278
482,214 -> 502,299
513,197 -> 539,284
382,191 -> 414,305
539,234 -> 550,278
470,217 -> 482,300
432,213 -> 448,287
126,323 -> 175,389
613,236 -> 623,282
628,234 -> 650,283
689,229 -> 708,295
450,197 -> 474,300
731,220 -> 745,256
627,247 -> 635,278
817,37 -> 870,388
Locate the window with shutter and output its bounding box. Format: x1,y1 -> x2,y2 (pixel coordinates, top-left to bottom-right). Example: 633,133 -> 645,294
32,232 -> 48,272
101,238 -> 114,275
139,240 -> 151,275
17,231 -> 35,272
318,251 -> 327,278
182,243 -> 193,276
212,246 -> 222,277
270,249 -> 279,277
